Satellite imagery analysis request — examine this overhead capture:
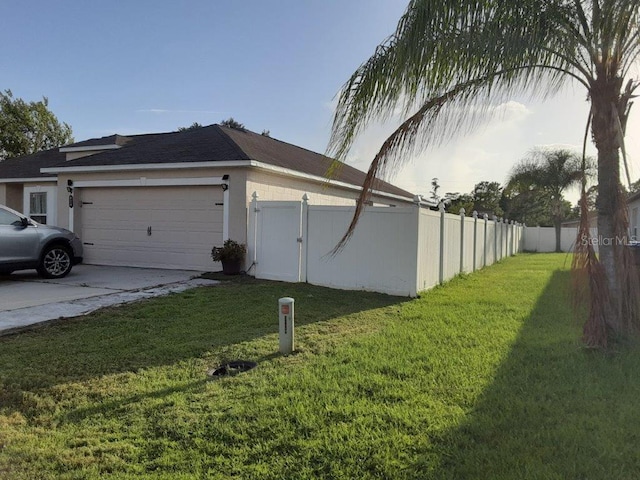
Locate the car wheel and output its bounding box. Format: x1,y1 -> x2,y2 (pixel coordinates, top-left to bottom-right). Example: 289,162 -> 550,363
37,245 -> 73,279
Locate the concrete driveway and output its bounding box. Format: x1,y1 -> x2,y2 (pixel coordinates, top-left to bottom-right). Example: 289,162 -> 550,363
0,265 -> 219,333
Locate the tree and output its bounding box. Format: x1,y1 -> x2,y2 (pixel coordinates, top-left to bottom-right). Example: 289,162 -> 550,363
0,90 -> 73,160
328,0 -> 640,348
220,117 -> 245,130
446,192 -> 475,215
178,122 -> 203,131
507,149 -> 587,252
429,177 -> 441,203
472,181 -> 504,217
503,182 -> 556,227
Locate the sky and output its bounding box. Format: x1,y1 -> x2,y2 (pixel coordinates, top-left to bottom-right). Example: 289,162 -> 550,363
2,1 -> 639,205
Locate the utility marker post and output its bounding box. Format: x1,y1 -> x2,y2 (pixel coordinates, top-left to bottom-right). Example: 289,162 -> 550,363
279,297 -> 295,355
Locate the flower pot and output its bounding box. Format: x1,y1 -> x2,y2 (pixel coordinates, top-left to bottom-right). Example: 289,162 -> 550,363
221,259 -> 242,275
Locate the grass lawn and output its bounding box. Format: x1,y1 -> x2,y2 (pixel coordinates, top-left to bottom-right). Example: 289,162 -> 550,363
1,253 -> 640,479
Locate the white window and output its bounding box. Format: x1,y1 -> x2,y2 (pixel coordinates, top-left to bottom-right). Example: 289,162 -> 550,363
23,186 -> 57,226
29,192 -> 48,224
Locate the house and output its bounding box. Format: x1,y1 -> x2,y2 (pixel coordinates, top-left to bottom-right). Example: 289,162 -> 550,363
561,211 -> 598,229
0,124 -> 414,270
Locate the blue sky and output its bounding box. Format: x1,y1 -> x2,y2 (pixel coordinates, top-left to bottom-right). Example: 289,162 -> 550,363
2,1 -> 638,202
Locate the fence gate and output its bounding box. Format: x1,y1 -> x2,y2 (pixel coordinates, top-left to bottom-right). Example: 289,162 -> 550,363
251,200 -> 304,282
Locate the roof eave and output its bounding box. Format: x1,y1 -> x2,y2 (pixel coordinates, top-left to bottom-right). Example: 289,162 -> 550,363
39,160 -> 414,202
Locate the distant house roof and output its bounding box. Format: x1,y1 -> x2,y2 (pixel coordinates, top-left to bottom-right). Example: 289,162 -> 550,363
562,211 -> 598,228
0,124 -> 413,199
629,190 -> 640,204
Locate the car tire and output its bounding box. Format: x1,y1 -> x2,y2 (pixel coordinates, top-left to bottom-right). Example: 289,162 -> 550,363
37,245 -> 73,279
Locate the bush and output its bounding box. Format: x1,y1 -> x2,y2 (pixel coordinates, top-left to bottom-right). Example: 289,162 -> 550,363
211,239 -> 246,263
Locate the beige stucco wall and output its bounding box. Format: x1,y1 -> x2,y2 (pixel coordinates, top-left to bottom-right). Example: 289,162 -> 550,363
245,168 -> 412,207
0,184 -> 24,211
65,151 -> 103,161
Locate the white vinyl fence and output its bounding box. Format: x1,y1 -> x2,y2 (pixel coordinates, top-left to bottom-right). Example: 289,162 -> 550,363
247,193 -> 524,297
523,226 -> 599,253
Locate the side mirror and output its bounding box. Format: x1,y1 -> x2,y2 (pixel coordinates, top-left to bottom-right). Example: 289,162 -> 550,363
20,217 -> 29,228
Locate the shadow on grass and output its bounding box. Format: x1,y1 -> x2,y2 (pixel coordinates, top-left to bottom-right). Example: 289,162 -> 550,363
422,270 -> 640,479
0,278 -> 405,392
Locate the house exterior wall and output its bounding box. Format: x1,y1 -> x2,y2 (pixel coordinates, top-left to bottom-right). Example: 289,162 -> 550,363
65,151 -> 102,161
245,168 -> 412,207
0,183 -> 24,211
40,165 -> 412,256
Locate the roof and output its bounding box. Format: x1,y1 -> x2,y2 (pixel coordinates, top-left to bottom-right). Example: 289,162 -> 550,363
61,134 -> 134,149
0,148 -> 63,179
629,190 -> 640,204
0,124 -> 414,199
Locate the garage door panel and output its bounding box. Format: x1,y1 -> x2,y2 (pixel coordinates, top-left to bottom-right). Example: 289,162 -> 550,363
79,186 -> 224,270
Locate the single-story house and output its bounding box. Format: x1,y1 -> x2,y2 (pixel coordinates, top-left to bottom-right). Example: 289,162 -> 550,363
0,124 -> 414,270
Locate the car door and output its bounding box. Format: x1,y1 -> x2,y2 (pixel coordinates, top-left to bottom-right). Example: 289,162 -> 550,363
0,207 -> 40,265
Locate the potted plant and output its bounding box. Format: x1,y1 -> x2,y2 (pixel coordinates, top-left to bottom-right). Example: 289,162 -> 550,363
211,239 -> 246,275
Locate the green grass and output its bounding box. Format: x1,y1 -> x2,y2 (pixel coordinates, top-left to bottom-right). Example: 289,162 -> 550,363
1,253 -> 640,479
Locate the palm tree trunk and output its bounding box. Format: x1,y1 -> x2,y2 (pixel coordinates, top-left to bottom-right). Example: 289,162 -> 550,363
596,146 -> 622,330
554,218 -> 562,253
591,77 -> 625,334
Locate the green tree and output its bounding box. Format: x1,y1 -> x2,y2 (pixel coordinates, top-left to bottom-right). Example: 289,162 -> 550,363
472,181 -> 504,217
508,149 -> 587,252
178,122 -> 203,131
503,183 -> 555,227
220,117 -> 245,130
0,90 -> 73,160
444,192 -> 475,215
328,0 -> 640,348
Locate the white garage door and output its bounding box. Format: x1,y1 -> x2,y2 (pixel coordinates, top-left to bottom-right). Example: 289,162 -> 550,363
79,186 -> 224,270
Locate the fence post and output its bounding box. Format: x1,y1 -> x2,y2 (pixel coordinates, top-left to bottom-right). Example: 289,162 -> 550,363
300,193 -> 309,282
504,219 -> 509,257
496,217 -> 504,260
472,210 -> 478,272
251,192 -> 260,269
493,215 -> 498,263
439,201 -> 445,284
510,221 -> 514,256
483,213 -> 488,267
459,208 -> 466,273
505,219 -> 509,257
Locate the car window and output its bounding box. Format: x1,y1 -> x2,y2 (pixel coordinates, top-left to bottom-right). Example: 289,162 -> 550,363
0,208 -> 23,226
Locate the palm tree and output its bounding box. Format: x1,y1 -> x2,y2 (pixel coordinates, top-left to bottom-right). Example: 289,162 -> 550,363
328,0 -> 640,348
508,149 -> 587,252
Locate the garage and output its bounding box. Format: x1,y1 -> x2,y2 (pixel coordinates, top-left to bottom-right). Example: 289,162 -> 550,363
78,185 -> 224,270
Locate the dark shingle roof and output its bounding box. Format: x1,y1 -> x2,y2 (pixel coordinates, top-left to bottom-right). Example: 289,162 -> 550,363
0,124 -> 414,199
63,134 -> 134,148
0,148 -> 62,179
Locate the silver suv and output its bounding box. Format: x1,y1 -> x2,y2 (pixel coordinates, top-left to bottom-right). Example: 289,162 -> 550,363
0,204 -> 83,278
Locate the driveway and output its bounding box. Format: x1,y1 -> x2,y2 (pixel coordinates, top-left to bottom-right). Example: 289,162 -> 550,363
0,265 -> 219,333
